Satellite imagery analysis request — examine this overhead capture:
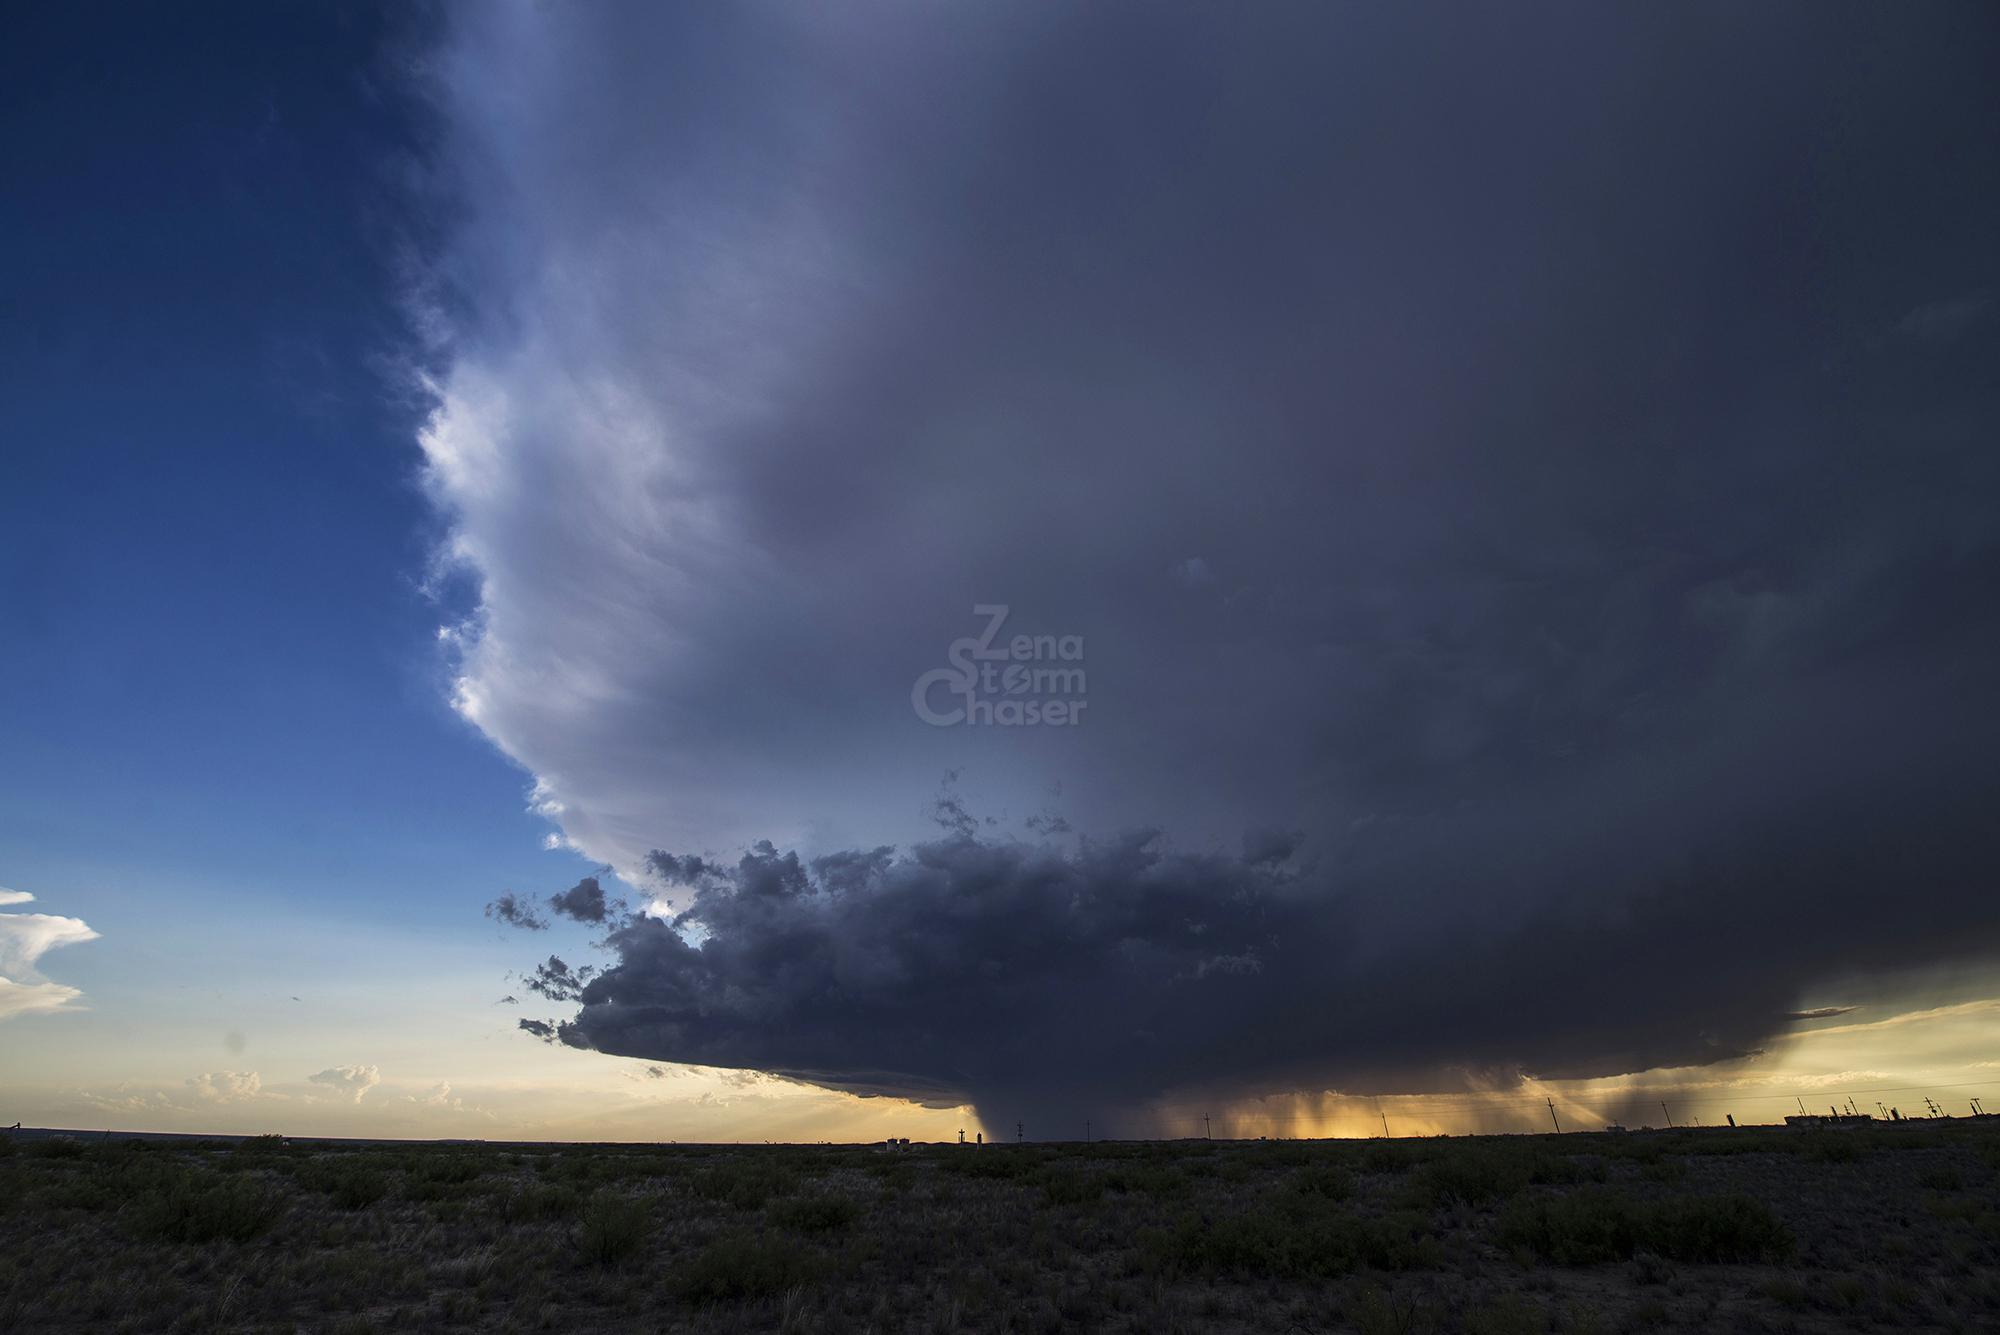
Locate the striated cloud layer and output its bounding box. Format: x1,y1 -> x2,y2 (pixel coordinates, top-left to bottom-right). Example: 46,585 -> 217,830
423,4 -> 2000,1123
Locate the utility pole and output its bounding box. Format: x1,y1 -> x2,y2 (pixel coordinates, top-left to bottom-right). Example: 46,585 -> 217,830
1016,1121 -> 1023,1143
1797,1097 -> 1807,1115
1661,1100 -> 1674,1129
1546,1097 -> 1561,1134
1203,1114 -> 1211,1141
1381,1109 -> 1391,1139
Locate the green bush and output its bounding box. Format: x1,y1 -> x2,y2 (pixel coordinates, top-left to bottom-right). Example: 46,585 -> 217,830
296,1158 -> 389,1210
1102,1162 -> 1189,1197
1356,1142 -> 1431,1176
28,1137 -> 87,1160
1649,1194 -> 1794,1263
330,1167 -> 389,1210
1038,1169 -> 1108,1207
1497,1190 -> 1791,1266
32,1167 -> 123,1212
673,1232 -> 818,1302
690,1159 -> 796,1208
771,1193 -> 860,1233
1294,1164 -> 1356,1201
576,1193 -> 652,1267
1496,1191 -> 1641,1265
1144,1204 -> 1441,1278
496,1182 -> 588,1222
129,1169 -> 280,1244
938,1148 -> 1044,1181
1411,1149 -> 1531,1207
1527,1153 -> 1606,1185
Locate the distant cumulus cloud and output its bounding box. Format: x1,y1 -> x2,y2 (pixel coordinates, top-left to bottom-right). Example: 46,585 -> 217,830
417,6 -> 2000,1123
188,1071 -> 263,1103
76,1086 -> 176,1115
0,886 -> 100,1021
405,1081 -> 464,1110
308,1064 -> 381,1103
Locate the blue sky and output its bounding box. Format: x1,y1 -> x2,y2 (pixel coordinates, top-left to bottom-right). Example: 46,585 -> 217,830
0,6 -> 632,1133
2,5 -> 557,920
5,3 -> 1999,1140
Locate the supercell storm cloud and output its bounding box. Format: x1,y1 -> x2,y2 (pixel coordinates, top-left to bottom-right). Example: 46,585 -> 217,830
428,5 -> 2000,1127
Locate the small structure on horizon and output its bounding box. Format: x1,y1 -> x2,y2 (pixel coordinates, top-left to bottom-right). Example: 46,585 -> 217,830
1783,1113 -> 1873,1130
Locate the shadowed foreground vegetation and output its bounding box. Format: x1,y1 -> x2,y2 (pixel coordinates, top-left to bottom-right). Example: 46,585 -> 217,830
2,1122 -> 1997,1332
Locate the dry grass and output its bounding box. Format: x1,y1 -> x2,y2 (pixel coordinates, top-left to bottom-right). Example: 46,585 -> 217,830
1,1121 -> 1996,1332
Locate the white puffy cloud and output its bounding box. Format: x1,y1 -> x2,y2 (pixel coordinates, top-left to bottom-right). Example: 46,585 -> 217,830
307,1064 -> 382,1103
0,887 -> 99,1022
75,1086 -> 177,1115
187,1071 -> 264,1103
406,1080 -> 459,1109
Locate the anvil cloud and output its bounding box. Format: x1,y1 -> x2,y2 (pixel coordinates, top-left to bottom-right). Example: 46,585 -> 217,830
420,4 -> 2000,1124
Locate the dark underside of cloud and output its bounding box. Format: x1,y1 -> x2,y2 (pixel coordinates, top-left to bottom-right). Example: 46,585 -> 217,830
434,5 -> 2000,1130
539,669 -> 2000,1132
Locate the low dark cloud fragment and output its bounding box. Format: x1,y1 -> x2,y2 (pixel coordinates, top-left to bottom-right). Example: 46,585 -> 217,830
1241,828 -> 1302,868
547,876 -> 610,924
525,955 -> 595,1003
809,846 -> 895,897
645,853 -> 717,888
517,1018 -> 557,1042
485,893 -> 548,932
1784,1007 -> 1857,1022
497,995 -> 519,1006
925,775 -> 993,840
